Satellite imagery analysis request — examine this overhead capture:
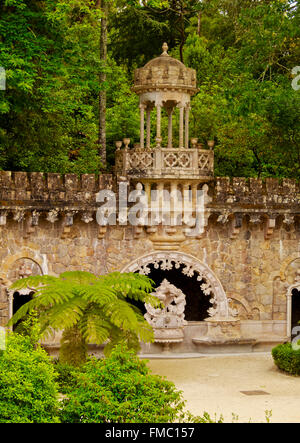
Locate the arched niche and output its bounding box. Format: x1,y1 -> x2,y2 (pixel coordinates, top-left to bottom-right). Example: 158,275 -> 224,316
6,258 -> 43,324
121,251 -> 237,320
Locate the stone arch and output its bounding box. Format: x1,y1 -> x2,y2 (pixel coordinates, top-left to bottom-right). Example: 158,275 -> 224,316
279,254 -> 300,282
0,249 -> 47,283
1,256 -> 44,324
121,251 -> 237,320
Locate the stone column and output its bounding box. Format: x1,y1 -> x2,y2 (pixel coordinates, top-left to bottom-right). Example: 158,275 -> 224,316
179,105 -> 184,149
170,181 -> 179,225
157,182 -> 164,219
185,104 -> 190,149
144,182 -> 151,206
140,104 -> 145,149
146,107 -> 151,149
192,183 -> 198,211
156,104 -> 162,147
167,107 -> 173,149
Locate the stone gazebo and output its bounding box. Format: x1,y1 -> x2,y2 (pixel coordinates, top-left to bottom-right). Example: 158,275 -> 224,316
115,43 -> 214,182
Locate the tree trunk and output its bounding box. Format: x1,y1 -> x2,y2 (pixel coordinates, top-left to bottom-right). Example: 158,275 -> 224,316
98,0 -> 108,168
197,11 -> 201,36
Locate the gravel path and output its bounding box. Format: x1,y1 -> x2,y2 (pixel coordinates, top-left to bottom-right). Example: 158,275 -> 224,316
147,353 -> 300,423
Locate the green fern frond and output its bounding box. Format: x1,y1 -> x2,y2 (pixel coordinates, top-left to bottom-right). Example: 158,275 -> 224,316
8,270 -> 155,361
59,271 -> 98,285
10,275 -> 57,291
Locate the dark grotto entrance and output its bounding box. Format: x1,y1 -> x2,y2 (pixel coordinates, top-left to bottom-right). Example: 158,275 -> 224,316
134,264 -> 212,322
291,289 -> 300,332
12,291 -> 34,331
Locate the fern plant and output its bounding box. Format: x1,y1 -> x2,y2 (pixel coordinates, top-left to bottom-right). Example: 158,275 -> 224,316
8,271 -> 160,357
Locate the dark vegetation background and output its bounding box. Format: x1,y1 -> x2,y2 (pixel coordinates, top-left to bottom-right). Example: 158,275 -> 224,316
0,0 -> 299,178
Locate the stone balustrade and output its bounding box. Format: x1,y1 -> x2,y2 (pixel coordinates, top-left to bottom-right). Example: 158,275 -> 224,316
115,147 -> 214,180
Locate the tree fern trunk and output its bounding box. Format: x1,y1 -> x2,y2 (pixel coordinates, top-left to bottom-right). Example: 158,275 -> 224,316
59,326 -> 88,367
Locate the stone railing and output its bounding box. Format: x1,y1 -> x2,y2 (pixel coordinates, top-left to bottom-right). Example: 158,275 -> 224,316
115,147 -> 214,180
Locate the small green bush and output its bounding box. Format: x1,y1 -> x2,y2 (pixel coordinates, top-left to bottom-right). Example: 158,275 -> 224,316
0,333 -> 60,423
60,345 -> 187,423
54,361 -> 80,395
272,342 -> 300,376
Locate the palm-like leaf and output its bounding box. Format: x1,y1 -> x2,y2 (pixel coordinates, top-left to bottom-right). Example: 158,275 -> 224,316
8,271 -> 158,353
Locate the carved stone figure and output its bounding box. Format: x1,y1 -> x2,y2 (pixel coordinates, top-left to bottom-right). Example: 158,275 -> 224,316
145,279 -> 187,329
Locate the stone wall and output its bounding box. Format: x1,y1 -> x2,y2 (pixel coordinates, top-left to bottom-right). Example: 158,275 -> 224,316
0,171 -> 299,352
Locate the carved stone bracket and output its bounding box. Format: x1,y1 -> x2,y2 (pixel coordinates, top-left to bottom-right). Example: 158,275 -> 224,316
217,211 -> 230,224
249,214 -> 261,225
283,214 -> 295,226
230,213 -> 243,239
61,211 -> 78,237
0,210 -> 7,226
81,212 -> 94,224
134,226 -> 144,239
98,226 -> 107,240
265,214 -> 277,240
31,210 -> 40,226
46,209 -> 59,224
13,210 -> 25,223
24,211 -> 40,237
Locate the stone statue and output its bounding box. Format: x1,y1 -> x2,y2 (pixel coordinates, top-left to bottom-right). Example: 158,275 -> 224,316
145,279 -> 187,329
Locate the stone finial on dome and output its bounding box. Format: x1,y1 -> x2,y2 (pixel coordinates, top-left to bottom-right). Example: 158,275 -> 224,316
161,42 -> 169,56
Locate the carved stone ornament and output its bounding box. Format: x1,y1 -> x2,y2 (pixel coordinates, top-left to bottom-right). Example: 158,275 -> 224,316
145,279 -> 187,344
121,251 -> 237,320
81,212 -> 94,224
287,268 -> 300,295
145,279 -> 187,329
13,210 -> 25,223
46,209 -> 59,223
217,211 -> 230,224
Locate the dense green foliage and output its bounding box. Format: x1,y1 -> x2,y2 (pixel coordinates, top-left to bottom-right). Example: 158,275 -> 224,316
272,342 -> 300,375
0,0 -> 299,177
0,333 -> 60,423
59,344 -> 188,423
53,360 -> 81,394
9,271 -> 159,360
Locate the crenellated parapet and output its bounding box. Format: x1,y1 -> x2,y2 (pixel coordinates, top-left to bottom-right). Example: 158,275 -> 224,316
0,171 -> 114,206
213,177 -> 300,208
0,173 -> 298,238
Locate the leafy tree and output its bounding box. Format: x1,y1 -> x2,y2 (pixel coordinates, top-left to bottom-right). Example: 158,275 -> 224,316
0,0 -> 103,173
8,271 -> 160,359
0,0 -> 299,177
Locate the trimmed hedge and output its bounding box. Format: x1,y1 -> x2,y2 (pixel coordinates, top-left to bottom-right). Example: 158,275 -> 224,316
272,342 -> 300,376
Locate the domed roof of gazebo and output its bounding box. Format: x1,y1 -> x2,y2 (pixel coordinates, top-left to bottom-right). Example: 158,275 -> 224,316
132,43 -> 198,96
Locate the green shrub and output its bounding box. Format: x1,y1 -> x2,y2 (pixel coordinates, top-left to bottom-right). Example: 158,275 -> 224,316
272,342 -> 300,376
0,333 -> 60,423
54,361 -> 80,395
60,345 -> 187,423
